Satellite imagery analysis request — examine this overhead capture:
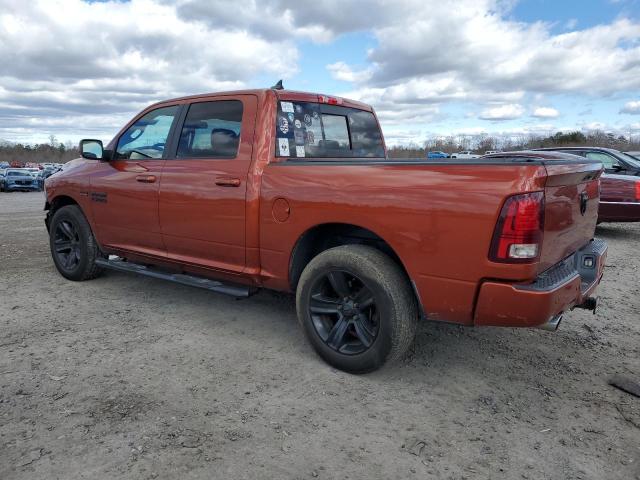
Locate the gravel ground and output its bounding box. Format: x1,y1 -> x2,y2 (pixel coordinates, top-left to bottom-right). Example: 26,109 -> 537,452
1,192 -> 639,480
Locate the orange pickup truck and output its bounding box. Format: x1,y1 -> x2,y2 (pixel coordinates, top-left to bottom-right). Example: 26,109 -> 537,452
44,87 -> 607,372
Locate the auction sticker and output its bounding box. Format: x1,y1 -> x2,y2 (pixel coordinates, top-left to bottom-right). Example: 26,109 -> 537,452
278,116 -> 289,134
278,138 -> 290,156
280,102 -> 294,113
295,145 -> 305,157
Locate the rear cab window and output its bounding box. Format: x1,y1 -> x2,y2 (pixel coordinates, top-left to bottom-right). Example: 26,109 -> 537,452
274,101 -> 384,159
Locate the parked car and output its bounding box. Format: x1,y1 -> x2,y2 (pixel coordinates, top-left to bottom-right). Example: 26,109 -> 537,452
44,88 -> 606,373
0,169 -> 5,191
533,147 -> 640,176
450,151 -> 479,159
426,151 -> 449,158
0,161 -> 10,169
484,150 -> 499,155
1,169 -> 40,192
598,173 -> 640,222
624,151 -> 640,161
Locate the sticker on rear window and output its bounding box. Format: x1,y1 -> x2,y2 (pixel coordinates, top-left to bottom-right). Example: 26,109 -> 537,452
296,145 -> 305,158
280,102 -> 294,113
278,138 -> 290,156
278,116 -> 289,134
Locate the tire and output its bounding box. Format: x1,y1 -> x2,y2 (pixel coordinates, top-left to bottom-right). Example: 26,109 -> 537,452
49,205 -> 104,281
296,245 -> 418,373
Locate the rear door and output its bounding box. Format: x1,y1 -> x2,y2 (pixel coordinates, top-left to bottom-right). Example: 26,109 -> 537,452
159,95 -> 257,272
90,104 -> 180,256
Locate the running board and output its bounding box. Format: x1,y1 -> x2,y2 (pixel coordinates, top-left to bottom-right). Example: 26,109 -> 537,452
95,257 -> 253,298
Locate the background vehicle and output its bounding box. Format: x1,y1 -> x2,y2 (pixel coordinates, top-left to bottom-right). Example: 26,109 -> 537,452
450,151 -> 479,159
484,150 -> 499,155
426,150 -> 449,158
625,151 -> 640,161
2,168 -> 40,192
44,88 -> 606,373
534,147 -> 640,176
0,169 -> 5,191
598,173 -> 640,222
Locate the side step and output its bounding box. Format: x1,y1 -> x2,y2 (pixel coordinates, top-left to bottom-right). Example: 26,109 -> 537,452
95,257 -> 253,298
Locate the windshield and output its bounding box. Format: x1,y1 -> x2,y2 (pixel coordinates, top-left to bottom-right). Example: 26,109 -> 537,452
7,170 -> 29,176
617,151 -> 640,168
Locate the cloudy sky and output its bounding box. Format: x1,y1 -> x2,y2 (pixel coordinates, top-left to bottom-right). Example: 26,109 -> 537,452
1,0 -> 639,146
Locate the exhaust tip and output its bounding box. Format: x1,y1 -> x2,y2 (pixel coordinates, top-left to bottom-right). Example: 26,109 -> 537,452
538,313 -> 563,331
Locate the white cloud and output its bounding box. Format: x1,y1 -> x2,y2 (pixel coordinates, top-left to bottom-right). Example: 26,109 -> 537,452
532,107 -> 560,118
479,104 -> 525,121
0,0 -> 298,142
620,100 -> 640,114
326,62 -> 373,83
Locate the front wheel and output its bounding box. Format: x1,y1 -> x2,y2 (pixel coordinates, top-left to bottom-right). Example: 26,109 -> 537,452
49,205 -> 104,281
296,245 -> 418,373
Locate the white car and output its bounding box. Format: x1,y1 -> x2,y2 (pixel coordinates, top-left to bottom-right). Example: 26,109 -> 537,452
484,150 -> 500,155
450,151 -> 480,159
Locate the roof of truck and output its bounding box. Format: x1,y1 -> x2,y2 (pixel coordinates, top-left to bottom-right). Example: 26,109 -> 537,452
149,88 -> 373,112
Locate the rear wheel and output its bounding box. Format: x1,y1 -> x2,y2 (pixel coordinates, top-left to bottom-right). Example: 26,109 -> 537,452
49,205 -> 103,281
296,245 -> 418,373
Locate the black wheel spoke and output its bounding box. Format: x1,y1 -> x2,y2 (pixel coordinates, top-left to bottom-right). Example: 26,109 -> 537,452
353,314 -> 375,347
326,315 -> 349,350
327,271 -> 350,298
353,286 -> 375,309
310,295 -> 341,315
54,240 -> 72,253
59,221 -> 75,240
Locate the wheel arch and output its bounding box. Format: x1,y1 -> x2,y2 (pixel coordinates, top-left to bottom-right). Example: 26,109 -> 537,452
45,194 -> 84,232
288,223 -> 415,295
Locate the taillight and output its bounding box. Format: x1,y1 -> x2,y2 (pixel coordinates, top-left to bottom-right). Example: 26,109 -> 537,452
490,191 -> 545,263
318,95 -> 343,105
635,182 -> 640,202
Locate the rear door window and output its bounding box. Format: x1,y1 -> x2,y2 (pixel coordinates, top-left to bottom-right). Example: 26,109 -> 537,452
275,101 -> 384,158
176,100 -> 243,159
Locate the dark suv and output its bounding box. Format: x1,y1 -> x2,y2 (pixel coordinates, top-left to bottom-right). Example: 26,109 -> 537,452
533,147 -> 640,176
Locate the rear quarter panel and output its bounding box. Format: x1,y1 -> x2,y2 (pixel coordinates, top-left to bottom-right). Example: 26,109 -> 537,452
259,161 -> 547,325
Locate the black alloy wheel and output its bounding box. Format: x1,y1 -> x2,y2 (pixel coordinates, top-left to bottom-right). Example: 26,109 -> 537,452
53,219 -> 82,272
309,270 -> 379,355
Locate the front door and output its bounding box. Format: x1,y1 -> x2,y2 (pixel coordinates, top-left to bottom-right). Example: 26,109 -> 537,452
90,104 -> 180,257
159,95 -> 257,272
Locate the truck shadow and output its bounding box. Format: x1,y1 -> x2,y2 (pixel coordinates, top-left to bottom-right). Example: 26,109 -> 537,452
595,223 -> 640,240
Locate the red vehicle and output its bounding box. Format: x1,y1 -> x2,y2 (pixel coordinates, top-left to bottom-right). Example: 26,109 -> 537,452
598,173 -> 640,222
44,87 -> 607,372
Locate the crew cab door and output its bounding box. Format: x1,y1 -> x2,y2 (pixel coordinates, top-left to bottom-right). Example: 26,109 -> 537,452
158,95 -> 257,272
90,104 -> 180,257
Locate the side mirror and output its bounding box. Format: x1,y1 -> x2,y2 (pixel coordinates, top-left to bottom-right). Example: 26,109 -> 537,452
612,164 -> 623,172
80,139 -> 104,160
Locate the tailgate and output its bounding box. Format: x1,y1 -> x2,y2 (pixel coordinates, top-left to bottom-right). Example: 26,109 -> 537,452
539,161 -> 602,272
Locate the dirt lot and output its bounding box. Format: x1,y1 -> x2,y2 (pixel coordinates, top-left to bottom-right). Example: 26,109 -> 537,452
0,191 -> 638,480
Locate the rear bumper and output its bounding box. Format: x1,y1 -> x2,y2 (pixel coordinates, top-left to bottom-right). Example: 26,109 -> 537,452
474,239 -> 607,328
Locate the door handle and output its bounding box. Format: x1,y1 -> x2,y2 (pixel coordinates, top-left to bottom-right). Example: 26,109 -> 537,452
215,177 -> 241,187
136,175 -> 157,183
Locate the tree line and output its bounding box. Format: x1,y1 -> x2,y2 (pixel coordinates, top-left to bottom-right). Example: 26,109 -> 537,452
0,136 -> 80,165
388,130 -> 640,158
1,130 -> 639,164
